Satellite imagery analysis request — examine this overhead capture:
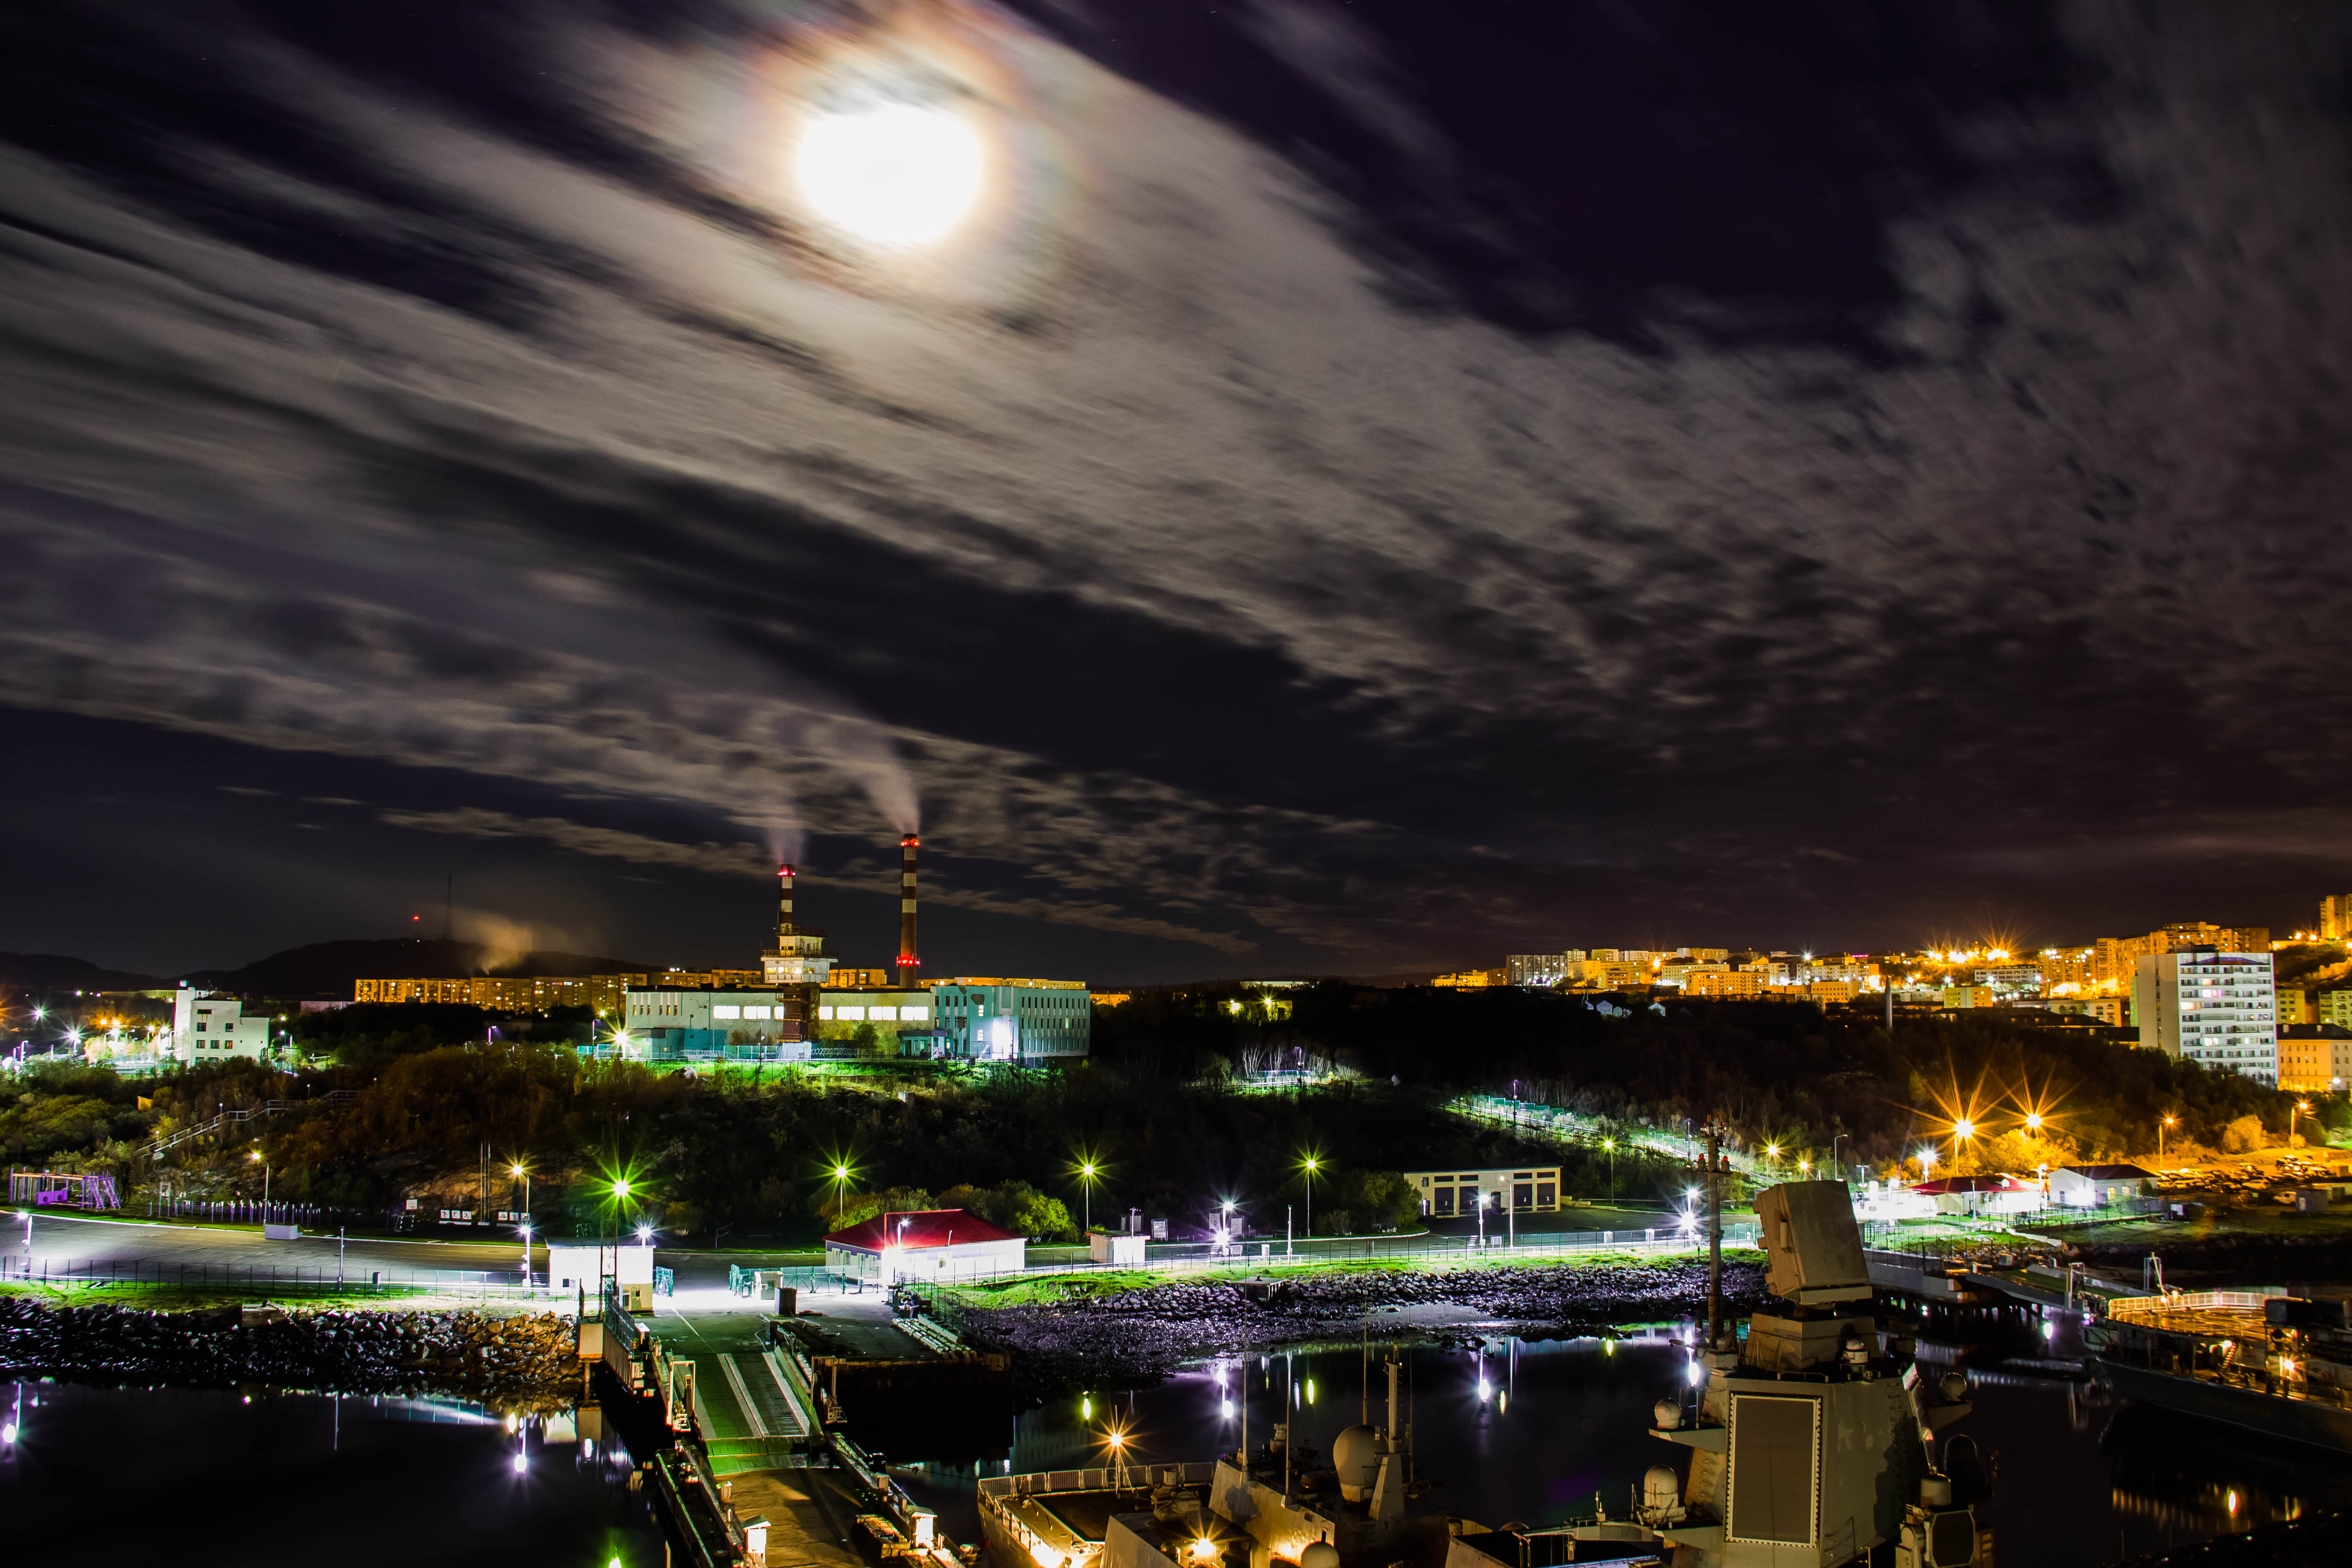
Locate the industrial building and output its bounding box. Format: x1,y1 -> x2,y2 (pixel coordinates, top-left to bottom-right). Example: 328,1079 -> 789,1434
824,1208 -> 1024,1283
815,988 -> 937,1056
2135,946 -> 2278,1083
171,984 -> 271,1063
1403,1165 -> 1561,1217
620,987 -> 816,1062
929,979 -> 1093,1063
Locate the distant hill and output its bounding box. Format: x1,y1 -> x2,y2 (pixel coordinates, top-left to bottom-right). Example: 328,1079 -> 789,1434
0,952 -> 170,993
183,939 -> 665,999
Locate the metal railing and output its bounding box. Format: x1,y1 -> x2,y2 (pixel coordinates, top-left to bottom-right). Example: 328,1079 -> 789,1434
0,1254 -> 539,1299
145,1090 -> 359,1158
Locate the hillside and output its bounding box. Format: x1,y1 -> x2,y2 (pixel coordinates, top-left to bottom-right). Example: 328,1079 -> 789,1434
0,952 -> 169,992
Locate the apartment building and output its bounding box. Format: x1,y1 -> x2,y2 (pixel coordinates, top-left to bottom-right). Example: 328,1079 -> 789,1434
2278,1025 -> 2352,1093
2135,947 -> 2278,1084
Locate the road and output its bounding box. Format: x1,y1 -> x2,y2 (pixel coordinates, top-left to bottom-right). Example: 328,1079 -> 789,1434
8,1201 -> 1725,1307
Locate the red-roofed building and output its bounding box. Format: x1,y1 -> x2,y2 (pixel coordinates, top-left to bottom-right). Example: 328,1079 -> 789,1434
824,1208 -> 1026,1283
1910,1173 -> 2043,1216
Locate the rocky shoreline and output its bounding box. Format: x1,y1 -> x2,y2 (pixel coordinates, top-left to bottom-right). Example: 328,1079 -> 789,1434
0,1299 -> 584,1410
956,1260 -> 1770,1385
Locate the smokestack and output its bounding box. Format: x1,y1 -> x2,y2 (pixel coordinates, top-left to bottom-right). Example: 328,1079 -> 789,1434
777,863 -> 798,941
896,835 -> 920,988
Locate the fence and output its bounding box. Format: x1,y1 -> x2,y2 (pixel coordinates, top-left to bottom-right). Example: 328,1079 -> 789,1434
0,1254 -> 541,1299
144,1090 -> 359,1159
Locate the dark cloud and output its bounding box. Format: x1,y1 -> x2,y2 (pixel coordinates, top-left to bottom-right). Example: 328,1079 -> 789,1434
0,0 -> 2348,978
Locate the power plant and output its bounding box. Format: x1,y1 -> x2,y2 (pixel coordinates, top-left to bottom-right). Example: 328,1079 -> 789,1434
896,833 -> 920,988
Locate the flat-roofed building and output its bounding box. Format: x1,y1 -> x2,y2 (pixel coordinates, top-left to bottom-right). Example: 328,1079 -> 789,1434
355,974 -> 643,1014
816,988 -> 936,1058
2136,947 -> 2277,1083
2279,1024 -> 2352,1093
931,979 -> 1092,1064
1504,954 -> 1568,988
170,984 -> 271,1063
620,987 -> 811,1061
1686,970 -> 1766,1000
1403,1165 -> 1561,1217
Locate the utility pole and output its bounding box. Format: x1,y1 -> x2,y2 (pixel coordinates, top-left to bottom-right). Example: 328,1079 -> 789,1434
1705,1122 -> 1724,1353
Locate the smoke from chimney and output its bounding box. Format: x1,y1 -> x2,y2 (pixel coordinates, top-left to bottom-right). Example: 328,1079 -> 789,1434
896,834 -> 919,988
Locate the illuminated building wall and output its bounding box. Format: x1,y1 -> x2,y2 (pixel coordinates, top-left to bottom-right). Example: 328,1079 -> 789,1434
355,974 -> 642,1014
2135,948 -> 2276,1084
931,978 -> 1092,1063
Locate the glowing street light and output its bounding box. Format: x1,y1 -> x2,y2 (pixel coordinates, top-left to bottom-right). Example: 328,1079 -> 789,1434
1300,1155 -> 1321,1241
2024,1111 -> 2043,1132
248,1149 -> 270,1209
2160,1115 -> 2177,1163
1078,1161 -> 1099,1233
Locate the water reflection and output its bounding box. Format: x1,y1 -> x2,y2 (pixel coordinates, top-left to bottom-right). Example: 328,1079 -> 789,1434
0,1380 -> 663,1566
888,1327 -> 2352,1562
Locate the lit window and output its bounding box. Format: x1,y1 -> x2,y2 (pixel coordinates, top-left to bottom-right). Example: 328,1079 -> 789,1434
744,1005 -> 773,1021
713,1006 -> 743,1020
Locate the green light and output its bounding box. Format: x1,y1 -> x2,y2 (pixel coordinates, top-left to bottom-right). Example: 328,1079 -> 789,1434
613,1179 -> 631,1198
1082,1394 -> 1093,1420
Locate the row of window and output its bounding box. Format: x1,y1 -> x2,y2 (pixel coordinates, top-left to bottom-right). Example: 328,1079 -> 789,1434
820,1005 -> 932,1022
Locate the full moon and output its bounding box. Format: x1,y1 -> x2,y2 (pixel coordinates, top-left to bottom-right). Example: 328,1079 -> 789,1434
794,102 -> 986,247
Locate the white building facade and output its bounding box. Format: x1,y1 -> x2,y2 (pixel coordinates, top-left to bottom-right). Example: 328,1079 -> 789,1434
621,988 -> 815,1062
170,986 -> 271,1063
930,979 -> 1092,1063
2135,947 -> 2277,1083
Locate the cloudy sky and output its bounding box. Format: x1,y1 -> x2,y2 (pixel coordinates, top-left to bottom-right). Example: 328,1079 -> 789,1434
2,0 -> 2349,981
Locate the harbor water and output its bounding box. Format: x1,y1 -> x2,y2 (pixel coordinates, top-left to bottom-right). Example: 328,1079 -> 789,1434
0,1380 -> 664,1566
886,1325 -> 2352,1567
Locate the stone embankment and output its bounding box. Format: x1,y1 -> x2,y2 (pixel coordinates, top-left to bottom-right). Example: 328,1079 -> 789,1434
958,1260 -> 1768,1384
0,1299 -> 582,1408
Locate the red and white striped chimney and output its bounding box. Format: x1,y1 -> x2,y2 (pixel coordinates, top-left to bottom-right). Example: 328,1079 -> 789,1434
896,835 -> 920,988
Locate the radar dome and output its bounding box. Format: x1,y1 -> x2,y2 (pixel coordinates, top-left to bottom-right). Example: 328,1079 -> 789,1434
1643,1466 -> 1680,1512
1302,1544 -> 1339,1568
1330,1425 -> 1380,1500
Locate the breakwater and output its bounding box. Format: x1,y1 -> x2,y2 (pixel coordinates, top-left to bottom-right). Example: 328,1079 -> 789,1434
0,1299 -> 581,1407
953,1258 -> 1769,1383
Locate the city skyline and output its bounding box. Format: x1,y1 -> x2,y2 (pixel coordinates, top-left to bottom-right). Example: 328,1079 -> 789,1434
3,6 -> 2350,984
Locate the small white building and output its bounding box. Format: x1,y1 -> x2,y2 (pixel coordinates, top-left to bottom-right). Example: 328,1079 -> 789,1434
824,1208 -> 1025,1283
2051,1164 -> 2155,1208
170,985 -> 272,1063
545,1242 -> 657,1295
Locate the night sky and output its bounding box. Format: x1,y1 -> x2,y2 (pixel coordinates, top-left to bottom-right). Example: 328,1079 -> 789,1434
2,2 -> 2349,982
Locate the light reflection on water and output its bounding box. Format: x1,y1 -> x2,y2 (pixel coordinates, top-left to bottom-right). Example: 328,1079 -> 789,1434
0,1380 -> 662,1567
887,1326 -> 2352,1566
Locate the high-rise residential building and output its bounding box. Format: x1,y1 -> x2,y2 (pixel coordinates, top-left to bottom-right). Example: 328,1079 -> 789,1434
2135,947 -> 2277,1084
1505,954 -> 1568,988
2038,948 -> 2092,990
2322,990 -> 2352,1031
2276,987 -> 2315,1026
2323,895 -> 2352,941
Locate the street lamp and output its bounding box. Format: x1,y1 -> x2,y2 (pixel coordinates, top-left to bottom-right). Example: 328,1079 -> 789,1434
1765,1143 -> 1780,1174
249,1149 -> 270,1212
832,1163 -> 854,1228
1300,1155 -> 1320,1242
2160,1115 -> 2177,1163
2293,1101 -> 2313,1147
1079,1162 -> 1099,1233
2024,1111 -> 2044,1132
1919,1148 -> 1937,1179
509,1163 -> 531,1226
